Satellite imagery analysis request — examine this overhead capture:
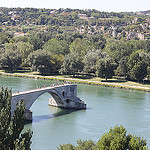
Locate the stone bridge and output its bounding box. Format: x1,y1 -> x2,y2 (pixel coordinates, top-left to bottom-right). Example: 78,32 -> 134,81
11,84 -> 86,120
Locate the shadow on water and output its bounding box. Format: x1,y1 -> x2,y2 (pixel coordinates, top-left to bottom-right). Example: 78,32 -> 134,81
31,108 -> 86,123
53,108 -> 86,117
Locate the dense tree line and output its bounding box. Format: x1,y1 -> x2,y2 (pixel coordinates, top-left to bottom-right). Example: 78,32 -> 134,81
0,87 -> 32,149
57,125 -> 148,150
0,7 -> 149,32
0,7 -> 150,82
0,7 -> 139,26
0,29 -> 150,82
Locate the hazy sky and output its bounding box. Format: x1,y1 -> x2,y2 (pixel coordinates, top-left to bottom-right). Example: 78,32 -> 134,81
1,0 -> 150,12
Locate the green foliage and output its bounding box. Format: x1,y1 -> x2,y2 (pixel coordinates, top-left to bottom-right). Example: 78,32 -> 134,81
147,66 -> 150,78
129,60 -> 147,82
57,139 -> 95,150
97,125 -> 129,150
97,126 -> 148,150
57,144 -> 75,150
0,43 -> 22,71
57,126 -> 148,150
96,57 -> 117,79
27,49 -> 62,74
115,56 -> 128,76
60,52 -> 84,77
76,139 -> 96,150
29,32 -> 44,50
83,49 -> 102,74
16,42 -> 34,61
0,7 -> 150,82
43,38 -> 69,55
0,87 -> 32,150
128,135 -> 147,150
127,51 -> 148,81
69,38 -> 92,56
0,32 -> 9,44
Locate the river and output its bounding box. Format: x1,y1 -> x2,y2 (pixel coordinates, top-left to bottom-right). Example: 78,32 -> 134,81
0,76 -> 150,150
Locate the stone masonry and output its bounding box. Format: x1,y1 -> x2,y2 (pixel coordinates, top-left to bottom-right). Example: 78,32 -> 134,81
11,84 -> 86,121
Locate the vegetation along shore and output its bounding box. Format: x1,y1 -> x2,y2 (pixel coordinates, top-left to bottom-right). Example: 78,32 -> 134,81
0,71 -> 150,92
0,8 -> 150,89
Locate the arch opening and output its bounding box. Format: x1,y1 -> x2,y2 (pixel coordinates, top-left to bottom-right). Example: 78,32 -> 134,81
26,91 -> 65,121
62,91 -> 65,97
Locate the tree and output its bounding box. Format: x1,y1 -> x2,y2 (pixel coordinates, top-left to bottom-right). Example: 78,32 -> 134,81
43,38 -> 69,55
97,125 -> 128,150
69,38 -> 92,57
59,52 -> 84,77
36,15 -> 46,25
97,125 -> 147,150
83,49 -> 103,74
29,32 -> 44,50
75,139 -> 96,150
147,66 -> 150,79
90,34 -> 106,50
96,57 -> 117,80
16,42 -> 34,62
129,60 -> 147,82
127,51 -> 148,81
115,56 -> 128,76
0,43 -> 22,71
27,49 -> 61,75
0,87 -> 32,150
57,139 -> 95,150
57,144 -> 75,150
128,135 -> 147,150
58,126 -> 148,150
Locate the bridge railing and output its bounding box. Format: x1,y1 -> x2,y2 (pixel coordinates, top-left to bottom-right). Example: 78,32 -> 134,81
12,83 -> 74,96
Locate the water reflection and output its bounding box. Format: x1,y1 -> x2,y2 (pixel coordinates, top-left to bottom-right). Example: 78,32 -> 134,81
32,108 -> 85,123
53,108 -> 83,117
33,115 -> 53,123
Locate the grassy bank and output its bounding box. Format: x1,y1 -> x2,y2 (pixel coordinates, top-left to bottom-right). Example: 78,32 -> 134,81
0,70 -> 150,92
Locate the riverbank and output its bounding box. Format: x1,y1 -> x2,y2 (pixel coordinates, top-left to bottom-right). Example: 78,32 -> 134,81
0,71 -> 150,92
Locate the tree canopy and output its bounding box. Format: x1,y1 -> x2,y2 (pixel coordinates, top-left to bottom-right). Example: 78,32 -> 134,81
57,125 -> 148,150
0,87 -> 32,150
0,7 -> 150,81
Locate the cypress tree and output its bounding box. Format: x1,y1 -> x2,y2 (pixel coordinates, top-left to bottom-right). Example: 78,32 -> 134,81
0,87 -> 32,150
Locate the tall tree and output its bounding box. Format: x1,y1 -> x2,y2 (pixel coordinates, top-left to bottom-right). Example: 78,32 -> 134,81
83,49 -> 103,74
27,49 -> 62,75
96,57 -> 117,80
59,52 -> 84,77
129,60 -> 147,82
127,51 -> 148,81
69,38 -> 92,57
0,87 -> 32,150
43,38 -> 69,55
17,42 -> 34,62
115,56 -> 128,76
97,125 -> 147,150
0,43 -> 22,71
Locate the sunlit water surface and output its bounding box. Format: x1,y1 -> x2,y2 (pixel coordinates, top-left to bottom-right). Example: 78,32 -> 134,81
0,76 -> 150,150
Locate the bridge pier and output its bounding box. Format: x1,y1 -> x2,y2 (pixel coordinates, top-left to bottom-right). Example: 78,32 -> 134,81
49,98 -> 86,109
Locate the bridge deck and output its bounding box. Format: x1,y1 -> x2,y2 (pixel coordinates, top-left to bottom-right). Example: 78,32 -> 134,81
12,84 -> 71,96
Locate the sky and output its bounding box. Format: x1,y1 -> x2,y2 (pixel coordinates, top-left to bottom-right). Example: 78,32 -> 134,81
0,0 -> 150,12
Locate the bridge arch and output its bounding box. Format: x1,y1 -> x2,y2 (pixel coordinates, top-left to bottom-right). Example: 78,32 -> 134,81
11,85 -> 86,120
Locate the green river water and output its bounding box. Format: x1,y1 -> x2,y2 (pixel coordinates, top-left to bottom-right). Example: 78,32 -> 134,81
0,76 -> 150,150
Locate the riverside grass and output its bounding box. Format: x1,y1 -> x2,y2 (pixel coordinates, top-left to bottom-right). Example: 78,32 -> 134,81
0,71 -> 150,92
